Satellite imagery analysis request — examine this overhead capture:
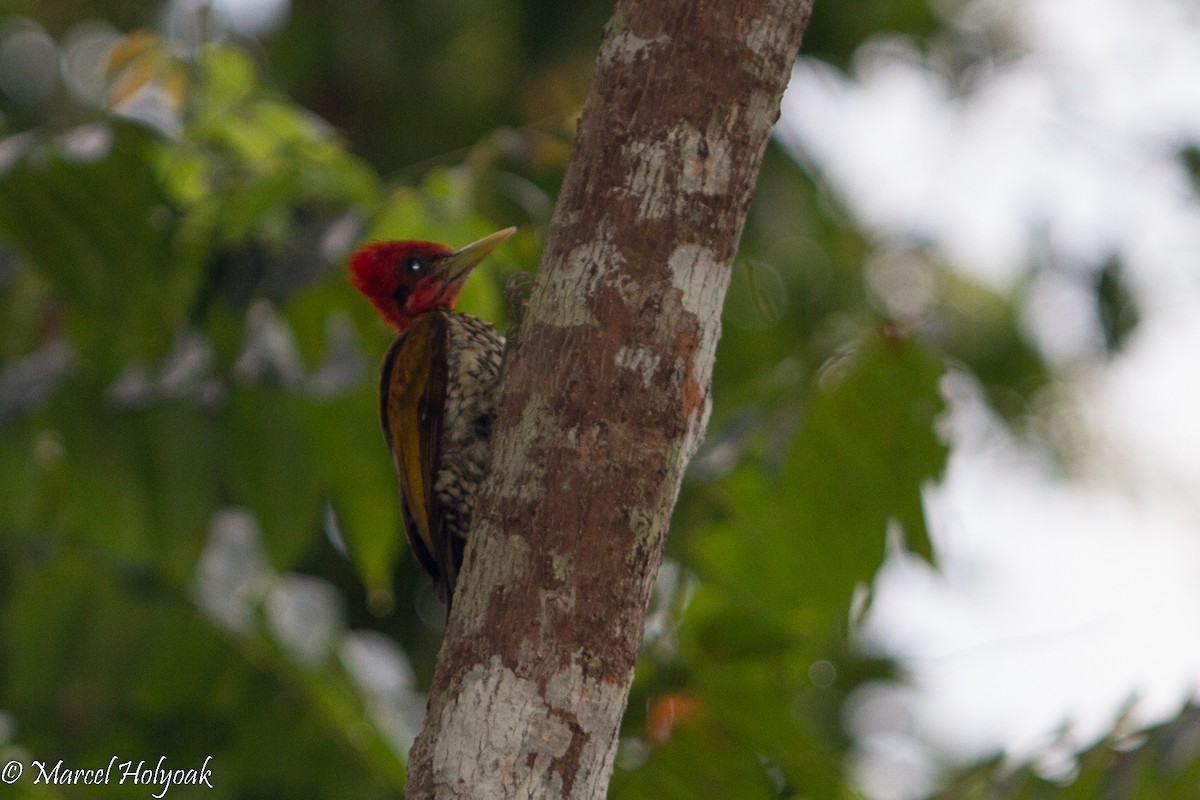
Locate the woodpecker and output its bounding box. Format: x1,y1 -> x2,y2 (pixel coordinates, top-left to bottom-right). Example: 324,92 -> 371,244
348,227 -> 515,608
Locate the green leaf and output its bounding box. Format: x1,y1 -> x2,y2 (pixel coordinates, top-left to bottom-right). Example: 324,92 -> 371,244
226,387 -> 322,569
693,332 -> 948,628
304,386 -> 403,598
1095,255 -> 1139,356
0,124 -> 190,375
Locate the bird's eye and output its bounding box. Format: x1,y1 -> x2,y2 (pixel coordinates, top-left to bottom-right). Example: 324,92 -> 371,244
404,256 -> 425,274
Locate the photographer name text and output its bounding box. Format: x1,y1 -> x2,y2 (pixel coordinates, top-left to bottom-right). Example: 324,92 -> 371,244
2,755 -> 213,797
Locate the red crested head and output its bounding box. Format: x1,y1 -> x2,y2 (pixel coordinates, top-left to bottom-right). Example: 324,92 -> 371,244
348,227 -> 516,331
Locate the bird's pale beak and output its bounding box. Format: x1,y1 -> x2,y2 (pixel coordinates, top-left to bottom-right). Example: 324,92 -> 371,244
440,227 -> 517,285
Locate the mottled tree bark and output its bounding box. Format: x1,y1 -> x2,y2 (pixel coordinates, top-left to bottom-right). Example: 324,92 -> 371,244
404,1 -> 813,797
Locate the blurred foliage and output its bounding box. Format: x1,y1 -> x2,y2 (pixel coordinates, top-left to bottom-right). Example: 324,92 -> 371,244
1094,256 -> 1139,357
0,1 -> 1160,799
929,703 -> 1200,800
803,0 -> 939,68
1179,143 -> 1200,197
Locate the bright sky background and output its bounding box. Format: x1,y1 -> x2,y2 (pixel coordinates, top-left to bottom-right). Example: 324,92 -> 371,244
777,0 -> 1200,796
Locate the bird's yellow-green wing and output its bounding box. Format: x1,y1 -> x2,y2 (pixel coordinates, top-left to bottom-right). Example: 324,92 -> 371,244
379,313 -> 448,586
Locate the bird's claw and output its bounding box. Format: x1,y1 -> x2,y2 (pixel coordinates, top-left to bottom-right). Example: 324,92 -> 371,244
504,271 -> 535,332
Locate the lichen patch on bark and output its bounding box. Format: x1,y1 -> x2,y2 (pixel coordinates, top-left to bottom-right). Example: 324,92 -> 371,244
679,124 -> 733,196
614,345 -> 662,389
431,658 -> 573,797
543,655 -> 634,798
490,395 -> 552,501
625,124 -> 734,221
428,655 -> 631,800
623,505 -> 660,549
458,531 -> 532,631
745,13 -> 795,58
533,229 -> 640,328
668,243 -> 729,432
624,138 -> 672,220
668,244 -> 723,317
598,29 -> 668,67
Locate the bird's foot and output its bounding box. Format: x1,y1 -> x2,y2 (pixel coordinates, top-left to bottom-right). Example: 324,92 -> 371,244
504,271 -> 535,333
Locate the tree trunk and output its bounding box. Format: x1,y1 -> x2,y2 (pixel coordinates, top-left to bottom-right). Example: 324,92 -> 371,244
404,1 -> 813,797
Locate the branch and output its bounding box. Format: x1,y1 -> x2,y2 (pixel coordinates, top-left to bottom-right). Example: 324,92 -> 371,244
405,1 -> 813,797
